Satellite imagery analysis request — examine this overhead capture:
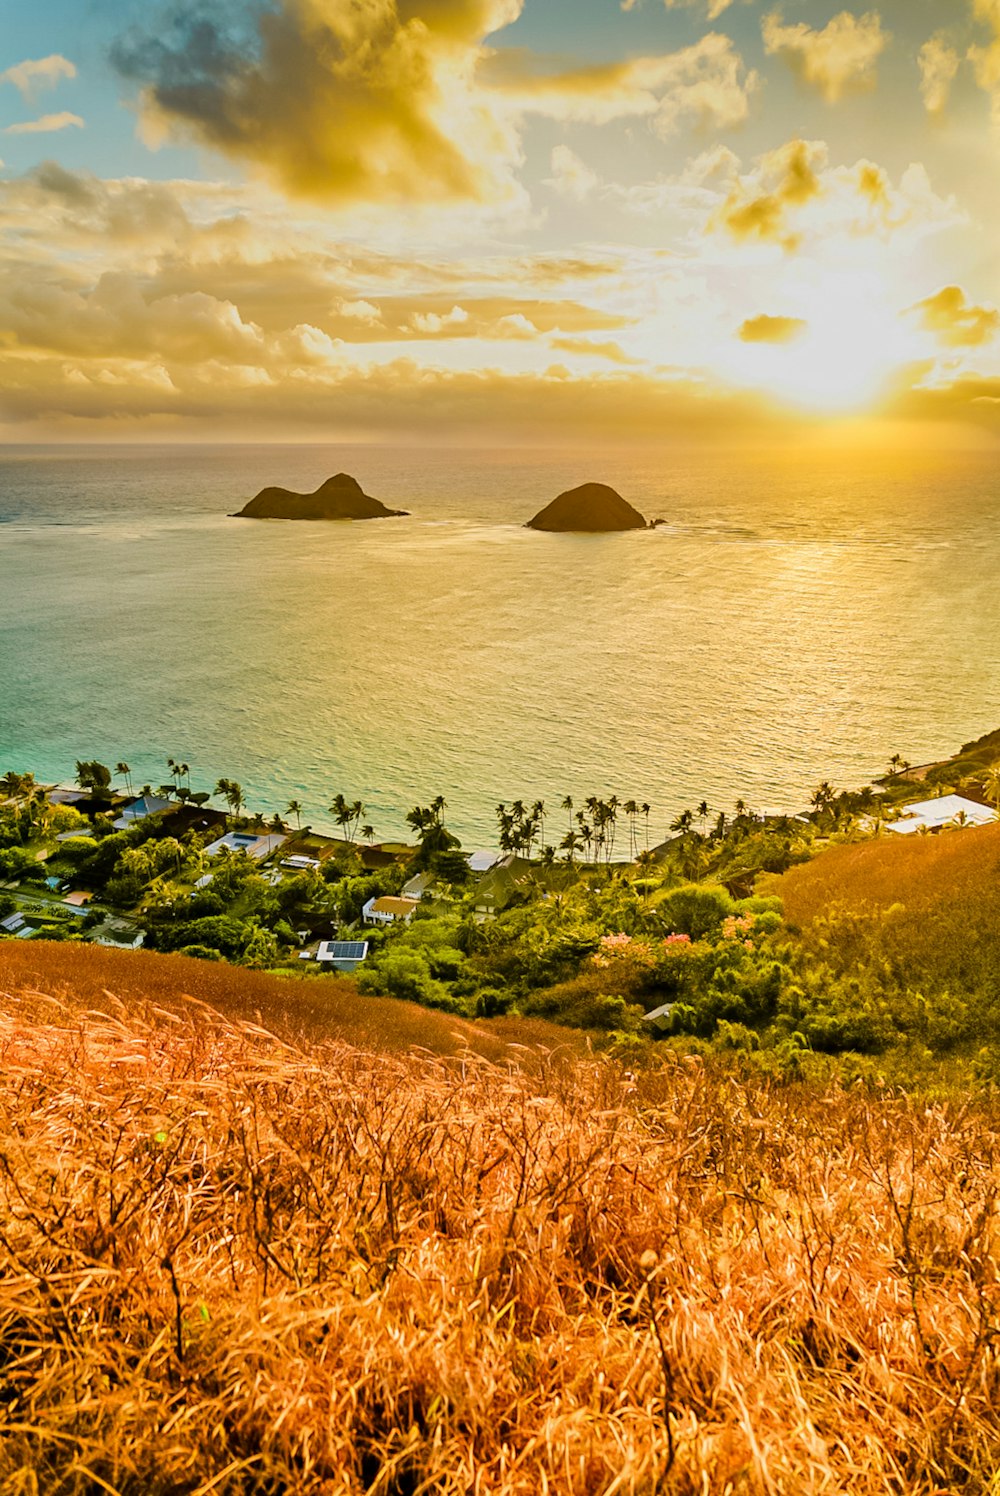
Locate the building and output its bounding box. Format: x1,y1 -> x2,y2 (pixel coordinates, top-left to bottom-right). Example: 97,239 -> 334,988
203,830 -> 287,861
468,850 -> 502,874
401,870 -> 435,901
111,794 -> 175,830
362,895 -> 419,925
887,794 -> 996,836
91,918 -> 145,950
316,939 -> 370,972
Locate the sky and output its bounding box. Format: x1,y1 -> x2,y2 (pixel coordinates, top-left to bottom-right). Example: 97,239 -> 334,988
1,0 -> 999,444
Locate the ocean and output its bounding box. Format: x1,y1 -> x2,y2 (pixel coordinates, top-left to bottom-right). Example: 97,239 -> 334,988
0,443 -> 997,846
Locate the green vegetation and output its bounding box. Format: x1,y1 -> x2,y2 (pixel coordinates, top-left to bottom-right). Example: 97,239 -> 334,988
3,730 -> 1000,1084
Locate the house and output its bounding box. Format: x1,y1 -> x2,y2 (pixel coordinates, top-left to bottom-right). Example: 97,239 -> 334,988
203,830 -> 287,861
362,895 -> 419,926
468,850 -> 502,874
0,912 -> 27,935
282,854 -> 322,872
886,794 -> 996,836
473,856 -> 534,917
401,870 -> 435,901
112,794 -> 175,830
316,939 -> 370,972
91,918 -> 144,950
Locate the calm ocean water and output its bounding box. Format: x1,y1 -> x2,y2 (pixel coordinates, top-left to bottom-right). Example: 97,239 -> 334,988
0,443 -> 997,845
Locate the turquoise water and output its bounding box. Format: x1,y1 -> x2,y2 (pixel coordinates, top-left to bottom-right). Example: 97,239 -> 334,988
0,443 -> 997,845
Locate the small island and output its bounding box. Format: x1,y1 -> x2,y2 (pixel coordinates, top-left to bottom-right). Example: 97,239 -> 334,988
525,482 -> 648,533
232,473 -> 408,522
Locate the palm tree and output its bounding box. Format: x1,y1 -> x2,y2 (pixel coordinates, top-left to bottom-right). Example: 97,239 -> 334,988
287,799 -> 304,831
623,799 -> 639,861
215,778 -> 245,820
561,794 -> 574,837
696,800 -> 710,834
641,802 -> 651,851
361,824 -> 375,843
983,763 -> 1000,819
115,762 -> 133,796
670,808 -> 694,837
559,829 -> 580,864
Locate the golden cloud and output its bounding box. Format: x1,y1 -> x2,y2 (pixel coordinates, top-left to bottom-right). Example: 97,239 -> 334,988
113,0 -> 527,207
713,139 -> 824,251
711,139 -> 960,252
919,34 -> 960,116
738,314 -> 807,344
910,285 -> 1000,347
969,0 -> 1000,126
3,113 -> 84,136
0,55 -> 76,100
493,34 -> 758,135
762,9 -> 889,102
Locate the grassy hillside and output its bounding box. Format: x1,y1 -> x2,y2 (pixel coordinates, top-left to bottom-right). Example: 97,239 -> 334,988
2,961 -> 1000,1492
0,940 -> 575,1061
775,822 -> 1000,1010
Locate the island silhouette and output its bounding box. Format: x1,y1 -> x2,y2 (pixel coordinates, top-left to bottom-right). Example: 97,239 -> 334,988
525,482 -> 648,532
232,473 -> 408,521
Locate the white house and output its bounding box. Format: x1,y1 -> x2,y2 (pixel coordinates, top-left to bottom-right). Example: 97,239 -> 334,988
887,794 -> 996,836
204,830 -> 287,861
362,895 -> 419,925
468,850 -> 502,873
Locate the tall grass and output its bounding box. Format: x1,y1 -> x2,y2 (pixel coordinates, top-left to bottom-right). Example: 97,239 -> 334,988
2,980 -> 1000,1492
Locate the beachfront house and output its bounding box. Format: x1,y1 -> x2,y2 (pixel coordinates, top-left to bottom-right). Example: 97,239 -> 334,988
112,794 -> 175,830
362,895 -> 419,926
316,939 -> 370,972
887,794 -> 996,836
203,830 -> 287,861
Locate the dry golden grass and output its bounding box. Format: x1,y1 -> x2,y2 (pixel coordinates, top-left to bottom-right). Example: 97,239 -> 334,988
773,822 -> 1000,1008
0,941 -> 573,1061
3,960 -> 1000,1492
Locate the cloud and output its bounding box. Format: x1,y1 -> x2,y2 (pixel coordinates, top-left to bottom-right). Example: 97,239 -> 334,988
113,0 -> 527,207
919,34 -> 960,116
910,285 -> 1000,347
549,336 -> 641,364
762,10 -> 889,102
622,0 -> 746,18
713,138 -> 824,250
497,34 -> 758,135
3,113 -> 84,136
114,3 -> 759,208
711,138 -> 960,252
738,314 -> 807,343
969,1 -> 1000,125
547,146 -> 599,202
0,55 -> 76,100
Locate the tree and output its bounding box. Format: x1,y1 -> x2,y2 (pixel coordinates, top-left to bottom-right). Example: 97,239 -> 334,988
984,764 -> 1000,818
330,793 -> 366,844
75,761 -> 112,798
287,799 -> 304,830
641,802 -> 651,851
406,801 -> 459,868
215,778 -> 245,819
115,762 -> 133,796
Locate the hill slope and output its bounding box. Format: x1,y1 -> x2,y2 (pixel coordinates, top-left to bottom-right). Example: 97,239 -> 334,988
0,941 -> 572,1060
773,821 -> 1000,1009
1,953 -> 1000,1492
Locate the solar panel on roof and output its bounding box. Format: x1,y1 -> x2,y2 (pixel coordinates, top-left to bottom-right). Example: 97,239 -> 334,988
328,941 -> 368,959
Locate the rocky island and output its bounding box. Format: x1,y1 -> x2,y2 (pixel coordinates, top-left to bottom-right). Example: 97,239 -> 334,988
525,482 -> 648,532
232,473 -> 408,521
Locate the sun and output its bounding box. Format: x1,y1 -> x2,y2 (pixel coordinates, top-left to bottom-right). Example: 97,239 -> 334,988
723,270 -> 922,415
